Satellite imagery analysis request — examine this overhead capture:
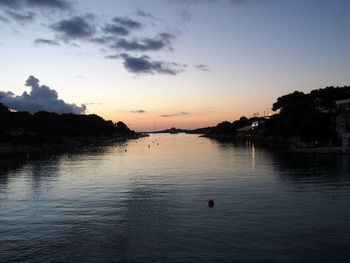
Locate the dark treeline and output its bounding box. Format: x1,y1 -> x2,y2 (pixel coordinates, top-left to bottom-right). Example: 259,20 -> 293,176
0,103 -> 134,145
205,86 -> 350,145
206,116 -> 253,137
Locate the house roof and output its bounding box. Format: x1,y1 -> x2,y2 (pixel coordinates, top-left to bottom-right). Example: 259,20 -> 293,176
336,98 -> 350,105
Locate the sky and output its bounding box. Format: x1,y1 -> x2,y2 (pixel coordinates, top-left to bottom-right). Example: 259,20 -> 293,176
0,0 -> 350,131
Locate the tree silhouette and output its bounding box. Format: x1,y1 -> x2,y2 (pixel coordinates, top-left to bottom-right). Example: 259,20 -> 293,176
0,102 -> 134,145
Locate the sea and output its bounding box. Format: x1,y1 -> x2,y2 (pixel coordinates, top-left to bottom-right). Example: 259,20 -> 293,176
1,133 -> 350,262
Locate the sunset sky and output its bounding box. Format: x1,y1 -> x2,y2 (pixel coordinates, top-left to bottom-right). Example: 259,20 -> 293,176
1,0 -> 350,131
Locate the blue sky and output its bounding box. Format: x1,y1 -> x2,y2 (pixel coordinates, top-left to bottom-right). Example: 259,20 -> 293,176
0,0 -> 350,131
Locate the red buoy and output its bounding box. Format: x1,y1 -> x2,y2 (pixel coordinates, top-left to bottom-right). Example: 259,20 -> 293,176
208,199 -> 214,208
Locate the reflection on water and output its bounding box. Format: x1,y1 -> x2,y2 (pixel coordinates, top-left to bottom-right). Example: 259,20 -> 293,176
1,134 -> 350,262
269,150 -> 350,191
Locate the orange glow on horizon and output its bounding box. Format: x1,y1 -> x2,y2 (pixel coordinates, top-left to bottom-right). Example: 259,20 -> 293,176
92,109 -> 255,132
86,96 -> 275,132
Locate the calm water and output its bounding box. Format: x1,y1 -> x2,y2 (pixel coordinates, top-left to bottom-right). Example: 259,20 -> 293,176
1,134 -> 350,263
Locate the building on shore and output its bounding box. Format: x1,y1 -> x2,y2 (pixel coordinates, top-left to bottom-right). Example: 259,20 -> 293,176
336,99 -> 350,152
336,98 -> 350,113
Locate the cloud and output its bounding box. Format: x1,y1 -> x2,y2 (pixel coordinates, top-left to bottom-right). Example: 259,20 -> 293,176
195,64 -> 210,71
0,75 -> 86,114
90,36 -> 115,44
160,112 -> 189,117
136,9 -> 158,20
0,0 -> 19,8
51,14 -> 96,40
168,0 -> 280,7
102,24 -> 130,36
130,109 -> 146,113
34,38 -> 60,45
101,16 -> 142,37
178,9 -> 191,21
113,16 -> 142,30
0,0 -> 71,10
0,15 -> 9,23
136,9 -> 151,18
26,0 -> 71,10
119,53 -> 184,75
106,53 -> 186,75
7,10 -> 35,22
0,0 -> 72,26
135,9 -> 164,23
111,33 -> 175,52
105,54 -> 120,59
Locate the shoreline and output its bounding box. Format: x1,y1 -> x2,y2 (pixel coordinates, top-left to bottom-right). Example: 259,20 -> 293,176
0,133 -> 148,157
202,134 -> 346,154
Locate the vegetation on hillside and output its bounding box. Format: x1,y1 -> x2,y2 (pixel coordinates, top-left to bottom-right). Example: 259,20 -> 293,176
263,86 -> 350,143
0,103 -> 134,145
206,86 -> 350,145
207,117 -> 251,137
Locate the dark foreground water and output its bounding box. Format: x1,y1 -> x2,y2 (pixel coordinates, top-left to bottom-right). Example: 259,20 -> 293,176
1,134 -> 350,263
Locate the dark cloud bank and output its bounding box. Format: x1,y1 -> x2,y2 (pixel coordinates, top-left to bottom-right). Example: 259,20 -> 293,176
0,0 -> 71,10
0,76 -> 86,114
45,13 -> 185,75
0,0 -> 72,22
106,53 -> 184,75
0,0 -> 206,76
119,53 -> 185,75
51,14 -> 96,40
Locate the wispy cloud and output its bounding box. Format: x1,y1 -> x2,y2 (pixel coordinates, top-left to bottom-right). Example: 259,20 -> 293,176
178,9 -> 191,21
110,33 -> 175,52
105,54 -> 120,59
102,16 -> 142,37
0,15 -> 9,23
136,9 -> 163,21
113,16 -> 142,29
195,64 -> 210,71
34,38 -> 60,46
7,10 -> 35,22
160,112 -> 189,117
130,109 -> 146,113
102,24 -> 130,36
84,102 -> 102,105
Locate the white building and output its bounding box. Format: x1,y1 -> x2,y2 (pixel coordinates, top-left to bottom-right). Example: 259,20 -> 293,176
336,98 -> 350,113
